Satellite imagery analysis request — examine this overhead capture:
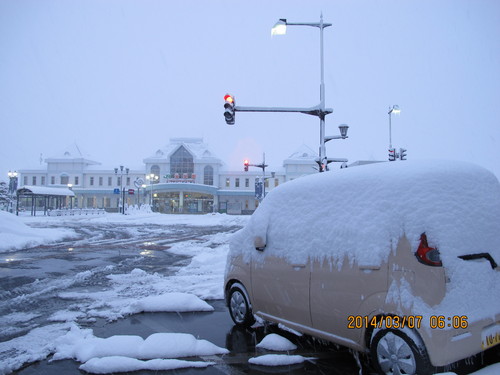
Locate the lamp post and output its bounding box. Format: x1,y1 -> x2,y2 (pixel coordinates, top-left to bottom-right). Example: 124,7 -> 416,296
114,166 -> 129,214
388,105 -> 400,149
271,15 -> 347,172
146,173 -> 158,210
7,171 -> 18,213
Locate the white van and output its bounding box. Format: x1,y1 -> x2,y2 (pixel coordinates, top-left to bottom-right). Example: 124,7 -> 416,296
224,160 -> 500,375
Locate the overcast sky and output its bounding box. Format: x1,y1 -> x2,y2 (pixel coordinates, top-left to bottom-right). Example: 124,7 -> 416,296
1,0 -> 499,180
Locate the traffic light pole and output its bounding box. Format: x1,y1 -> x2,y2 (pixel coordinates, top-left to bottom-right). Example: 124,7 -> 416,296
226,15 -> 349,172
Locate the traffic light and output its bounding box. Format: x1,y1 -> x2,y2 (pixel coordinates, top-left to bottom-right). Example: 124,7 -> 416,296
244,159 -> 249,172
224,94 -> 235,125
400,148 -> 407,161
388,148 -> 396,161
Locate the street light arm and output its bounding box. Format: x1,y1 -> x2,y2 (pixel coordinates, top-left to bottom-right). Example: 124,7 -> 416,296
286,22 -> 332,28
234,105 -> 333,117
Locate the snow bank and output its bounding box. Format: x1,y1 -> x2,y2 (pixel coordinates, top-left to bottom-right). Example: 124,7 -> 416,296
53,325 -> 228,362
80,356 -> 212,374
124,292 -> 214,314
52,325 -> 226,373
0,210 -> 75,252
228,160 -> 500,321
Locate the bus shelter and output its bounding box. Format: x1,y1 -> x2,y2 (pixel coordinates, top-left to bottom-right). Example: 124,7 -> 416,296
16,186 -> 75,216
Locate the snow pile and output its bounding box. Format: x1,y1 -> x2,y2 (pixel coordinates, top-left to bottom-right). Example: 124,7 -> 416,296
249,334 -> 307,367
228,160 -> 500,321
256,334 -> 297,351
124,292 -> 214,314
249,354 -> 306,366
52,325 -> 227,374
0,210 -> 75,251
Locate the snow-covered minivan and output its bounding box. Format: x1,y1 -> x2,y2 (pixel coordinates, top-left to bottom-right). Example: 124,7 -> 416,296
224,160 -> 500,375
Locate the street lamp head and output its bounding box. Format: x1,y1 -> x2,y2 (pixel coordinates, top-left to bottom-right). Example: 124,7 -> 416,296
271,19 -> 287,36
114,168 -> 118,174
339,124 -> 349,138
389,105 -> 400,115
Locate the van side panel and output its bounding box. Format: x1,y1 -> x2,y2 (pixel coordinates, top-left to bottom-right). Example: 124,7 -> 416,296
310,256 -> 388,345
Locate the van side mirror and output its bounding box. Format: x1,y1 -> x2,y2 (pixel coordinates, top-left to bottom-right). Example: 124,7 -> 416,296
254,236 -> 266,251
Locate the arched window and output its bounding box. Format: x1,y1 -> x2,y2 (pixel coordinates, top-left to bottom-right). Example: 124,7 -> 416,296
150,165 -> 160,177
204,165 -> 214,186
170,146 -> 193,177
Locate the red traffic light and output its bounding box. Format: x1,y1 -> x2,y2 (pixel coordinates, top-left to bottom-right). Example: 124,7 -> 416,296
224,94 -> 234,103
244,159 -> 249,172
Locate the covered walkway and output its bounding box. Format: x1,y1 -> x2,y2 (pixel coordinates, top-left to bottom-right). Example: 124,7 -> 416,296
16,186 -> 75,216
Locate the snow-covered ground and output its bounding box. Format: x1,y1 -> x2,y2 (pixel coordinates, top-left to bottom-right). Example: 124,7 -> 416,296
0,211 -> 249,374
0,209 -> 498,374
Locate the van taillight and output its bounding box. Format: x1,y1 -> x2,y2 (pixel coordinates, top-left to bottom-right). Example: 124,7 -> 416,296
415,233 -> 442,267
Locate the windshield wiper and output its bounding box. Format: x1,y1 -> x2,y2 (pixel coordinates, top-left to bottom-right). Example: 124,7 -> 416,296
458,253 -> 497,270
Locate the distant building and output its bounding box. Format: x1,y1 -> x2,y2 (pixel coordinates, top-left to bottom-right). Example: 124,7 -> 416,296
17,138 -> 324,214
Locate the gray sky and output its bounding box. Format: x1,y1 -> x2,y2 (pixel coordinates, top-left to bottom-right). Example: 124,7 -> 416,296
1,0 -> 499,180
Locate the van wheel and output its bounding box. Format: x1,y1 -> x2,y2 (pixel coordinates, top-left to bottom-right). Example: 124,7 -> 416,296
370,329 -> 432,375
228,285 -> 255,327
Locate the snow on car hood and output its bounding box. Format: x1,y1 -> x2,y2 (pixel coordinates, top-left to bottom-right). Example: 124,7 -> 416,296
228,159 -> 500,320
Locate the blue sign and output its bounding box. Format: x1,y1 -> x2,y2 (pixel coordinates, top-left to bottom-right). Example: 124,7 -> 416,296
113,188 -> 120,194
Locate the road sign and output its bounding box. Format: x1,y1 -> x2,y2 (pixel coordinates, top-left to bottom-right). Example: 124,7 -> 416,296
128,189 -> 135,195
113,188 -> 120,194
134,178 -> 144,188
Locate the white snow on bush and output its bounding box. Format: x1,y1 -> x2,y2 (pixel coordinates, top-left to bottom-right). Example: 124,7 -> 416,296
0,210 -> 75,251
79,356 -> 212,374
256,334 -> 297,351
52,325 -> 228,363
228,160 -> 500,321
248,354 -> 306,366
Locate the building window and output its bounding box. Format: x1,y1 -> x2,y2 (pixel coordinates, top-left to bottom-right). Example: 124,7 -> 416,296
126,177 -> 131,186
245,200 -> 249,209
32,176 -> 37,185
274,178 -> 279,187
75,176 -> 79,185
245,178 -> 249,188
203,165 -> 214,186
226,178 -> 230,188
104,197 -> 111,208
235,178 -> 240,188
108,177 -> 112,186
41,176 -> 45,185
90,177 -> 94,186
117,177 -> 121,186
150,165 -> 160,178
99,177 -> 103,186
265,179 -> 269,188
23,176 -> 28,185
60,175 -> 69,185
51,176 -> 55,185
170,146 -> 193,177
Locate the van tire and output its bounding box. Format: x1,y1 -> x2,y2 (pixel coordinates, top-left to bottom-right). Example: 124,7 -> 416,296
370,328 -> 433,375
228,285 -> 255,327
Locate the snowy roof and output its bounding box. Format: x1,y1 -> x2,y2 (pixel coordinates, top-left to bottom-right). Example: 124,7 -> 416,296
143,138 -> 222,164
45,143 -> 100,165
17,185 -> 75,197
283,144 -> 318,165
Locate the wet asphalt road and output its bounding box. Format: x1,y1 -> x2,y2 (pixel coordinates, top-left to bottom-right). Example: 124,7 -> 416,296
1,219 -> 498,374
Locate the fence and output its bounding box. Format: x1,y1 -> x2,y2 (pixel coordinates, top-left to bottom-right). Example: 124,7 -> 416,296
48,208 -> 106,216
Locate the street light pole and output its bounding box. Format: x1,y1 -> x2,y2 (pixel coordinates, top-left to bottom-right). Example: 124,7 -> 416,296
114,166 -> 129,214
388,105 -> 401,161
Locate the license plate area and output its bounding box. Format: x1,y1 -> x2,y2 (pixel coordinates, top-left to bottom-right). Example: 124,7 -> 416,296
481,323 -> 500,350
